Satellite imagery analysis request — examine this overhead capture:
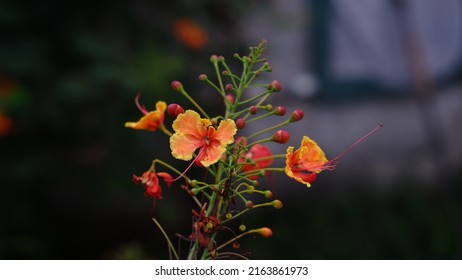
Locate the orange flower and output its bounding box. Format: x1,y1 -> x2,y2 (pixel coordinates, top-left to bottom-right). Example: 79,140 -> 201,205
125,95 -> 167,131
285,136 -> 330,187
286,125 -> 383,187
170,110 -> 236,167
173,18 -> 208,50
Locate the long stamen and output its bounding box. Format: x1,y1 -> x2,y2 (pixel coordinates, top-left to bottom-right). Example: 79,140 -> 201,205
312,124 -> 383,171
166,146 -> 206,182
135,93 -> 149,115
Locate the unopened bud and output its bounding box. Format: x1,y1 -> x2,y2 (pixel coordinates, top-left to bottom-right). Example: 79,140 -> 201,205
257,227 -> 273,238
268,80 -> 281,92
222,70 -> 229,76
210,54 -> 218,63
249,106 -> 258,115
236,118 -> 246,129
226,94 -> 235,104
274,106 -> 286,116
272,130 -> 290,144
171,81 -> 183,91
265,104 -> 273,111
198,74 -> 208,81
246,201 -> 254,209
239,224 -> 246,232
232,242 -> 240,249
290,109 -> 304,122
225,84 -> 234,92
167,103 -> 184,117
272,199 -> 283,209
191,188 -> 200,196
264,190 -> 273,199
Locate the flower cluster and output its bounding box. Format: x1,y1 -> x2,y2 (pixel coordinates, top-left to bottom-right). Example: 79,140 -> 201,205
125,41 -> 381,259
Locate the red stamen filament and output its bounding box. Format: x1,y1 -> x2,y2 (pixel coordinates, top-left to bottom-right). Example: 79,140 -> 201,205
135,93 -> 149,115
166,146 -> 206,182
311,124 -> 383,172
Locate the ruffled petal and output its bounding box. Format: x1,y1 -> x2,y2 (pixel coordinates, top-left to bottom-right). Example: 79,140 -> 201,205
212,119 -> 236,145
299,136 -> 327,172
170,133 -> 202,161
172,110 -> 206,138
199,145 -> 226,167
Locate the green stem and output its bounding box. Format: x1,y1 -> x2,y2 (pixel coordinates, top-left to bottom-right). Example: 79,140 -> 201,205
152,218 -> 179,260
221,201 -> 275,224
245,111 -> 275,123
238,90 -> 273,105
159,124 -> 172,137
246,119 -> 291,140
214,229 -> 264,253
239,167 -> 285,178
178,87 -> 210,119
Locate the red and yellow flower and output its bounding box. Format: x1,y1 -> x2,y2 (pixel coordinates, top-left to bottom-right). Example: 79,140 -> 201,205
285,136 -> 331,187
170,110 -> 236,167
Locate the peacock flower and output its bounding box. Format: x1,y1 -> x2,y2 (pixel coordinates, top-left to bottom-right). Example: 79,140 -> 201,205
285,136 -> 329,187
170,110 -> 236,167
125,95 -> 167,132
285,125 -> 383,187
132,171 -> 173,202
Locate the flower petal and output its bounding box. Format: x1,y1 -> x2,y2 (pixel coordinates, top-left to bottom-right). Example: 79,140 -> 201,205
212,119 -> 236,145
199,145 -> 226,167
170,133 -> 202,161
125,101 -> 167,131
170,110 -> 207,160
172,110 -> 206,137
299,136 -> 327,172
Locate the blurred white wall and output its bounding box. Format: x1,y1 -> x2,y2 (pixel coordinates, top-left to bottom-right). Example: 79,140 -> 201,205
239,0 -> 462,191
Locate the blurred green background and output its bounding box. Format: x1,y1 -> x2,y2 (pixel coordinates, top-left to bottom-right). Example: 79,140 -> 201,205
1,0 -> 462,259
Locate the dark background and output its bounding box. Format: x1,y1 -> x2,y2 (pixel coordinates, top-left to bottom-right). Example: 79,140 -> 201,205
1,0 -> 462,259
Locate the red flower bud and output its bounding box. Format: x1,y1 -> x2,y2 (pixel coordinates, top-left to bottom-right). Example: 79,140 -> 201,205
249,106 -> 258,115
236,118 -> 246,129
274,106 -> 286,116
246,201 -> 254,209
268,80 -> 281,92
225,84 -> 234,91
226,94 -> 235,104
167,103 -> 184,117
198,74 -> 207,81
171,80 -> 183,91
222,70 -> 229,76
290,109 -> 304,122
272,130 -> 290,144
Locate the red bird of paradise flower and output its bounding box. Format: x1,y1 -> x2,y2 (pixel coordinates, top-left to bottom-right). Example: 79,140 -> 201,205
285,125 -> 383,187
